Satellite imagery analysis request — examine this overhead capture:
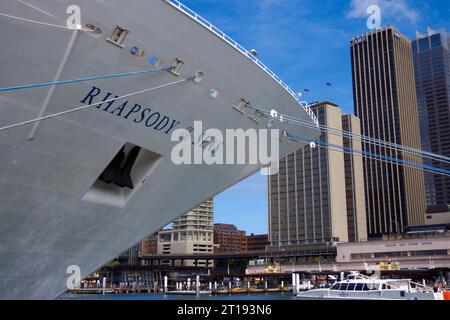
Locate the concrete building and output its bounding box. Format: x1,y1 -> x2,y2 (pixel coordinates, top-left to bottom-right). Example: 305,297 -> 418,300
336,231 -> 450,263
351,26 -> 426,237
269,102 -> 367,255
425,206 -> 450,225
246,234 -> 269,252
213,223 -> 247,253
157,199 -> 214,267
413,28 -> 450,208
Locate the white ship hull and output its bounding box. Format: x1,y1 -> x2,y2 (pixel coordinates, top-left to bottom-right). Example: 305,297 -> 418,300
0,0 -> 319,299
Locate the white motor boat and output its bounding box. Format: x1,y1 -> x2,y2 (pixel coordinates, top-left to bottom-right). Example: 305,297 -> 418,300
296,272 -> 444,300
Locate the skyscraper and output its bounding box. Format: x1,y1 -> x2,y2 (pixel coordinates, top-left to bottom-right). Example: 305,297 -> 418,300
412,28 -> 450,210
350,27 -> 426,237
268,102 -> 367,252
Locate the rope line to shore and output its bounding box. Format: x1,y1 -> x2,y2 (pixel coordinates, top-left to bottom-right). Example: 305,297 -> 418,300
250,105 -> 450,165
0,66 -> 174,92
0,11 -> 91,31
288,133 -> 450,178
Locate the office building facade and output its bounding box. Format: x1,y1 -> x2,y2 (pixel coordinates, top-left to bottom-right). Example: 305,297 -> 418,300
246,234 -> 269,252
351,27 -> 426,237
413,29 -> 450,210
213,224 -> 247,253
269,102 -> 367,251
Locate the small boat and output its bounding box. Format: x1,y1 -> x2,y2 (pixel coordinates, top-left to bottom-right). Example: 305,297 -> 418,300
296,272 -> 444,300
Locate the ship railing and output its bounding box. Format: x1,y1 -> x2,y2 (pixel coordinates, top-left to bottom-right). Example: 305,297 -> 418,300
409,280 -> 435,293
164,0 -> 319,126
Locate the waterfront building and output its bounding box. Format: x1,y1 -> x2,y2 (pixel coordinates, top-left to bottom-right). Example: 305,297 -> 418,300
246,234 -> 269,252
213,223 -> 247,253
336,226 -> 450,263
268,101 -> 367,256
351,26 -> 426,237
412,28 -> 450,209
157,199 -> 214,267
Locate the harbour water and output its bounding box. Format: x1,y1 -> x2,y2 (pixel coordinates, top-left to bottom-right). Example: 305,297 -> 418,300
61,293 -> 296,300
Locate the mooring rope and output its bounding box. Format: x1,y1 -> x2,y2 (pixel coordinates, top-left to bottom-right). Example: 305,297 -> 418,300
251,106 -> 450,166
0,11 -> 90,31
0,66 -> 174,92
287,133 -> 450,178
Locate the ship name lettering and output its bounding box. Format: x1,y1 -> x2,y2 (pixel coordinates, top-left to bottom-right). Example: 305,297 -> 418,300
80,86 -> 181,135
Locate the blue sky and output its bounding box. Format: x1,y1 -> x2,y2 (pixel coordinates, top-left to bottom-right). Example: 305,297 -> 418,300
180,0 -> 450,234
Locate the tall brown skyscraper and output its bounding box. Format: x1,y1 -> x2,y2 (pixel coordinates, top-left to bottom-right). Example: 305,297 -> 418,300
350,27 -> 426,237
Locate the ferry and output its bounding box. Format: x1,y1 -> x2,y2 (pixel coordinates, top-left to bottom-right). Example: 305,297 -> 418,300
0,0 -> 319,299
296,272 -> 444,300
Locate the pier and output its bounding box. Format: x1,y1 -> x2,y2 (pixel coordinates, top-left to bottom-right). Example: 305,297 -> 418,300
71,259 -> 450,296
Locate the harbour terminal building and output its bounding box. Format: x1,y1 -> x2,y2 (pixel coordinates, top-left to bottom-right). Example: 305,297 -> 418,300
246,225 -> 450,273
336,225 -> 450,266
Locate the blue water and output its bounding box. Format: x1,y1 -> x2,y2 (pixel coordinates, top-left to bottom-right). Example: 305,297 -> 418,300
61,293 -> 296,300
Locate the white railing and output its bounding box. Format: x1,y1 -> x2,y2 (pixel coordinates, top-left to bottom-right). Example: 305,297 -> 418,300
164,0 -> 319,126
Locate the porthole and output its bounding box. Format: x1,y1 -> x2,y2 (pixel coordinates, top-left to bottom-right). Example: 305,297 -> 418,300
149,56 -> 163,67
130,47 -> 139,55
193,71 -> 205,83
130,47 -> 146,57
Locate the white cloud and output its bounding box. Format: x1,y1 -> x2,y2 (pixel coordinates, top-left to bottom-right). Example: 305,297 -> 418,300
347,0 -> 418,24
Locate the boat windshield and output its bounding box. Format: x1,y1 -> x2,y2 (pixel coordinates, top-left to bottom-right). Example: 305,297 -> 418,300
331,282 -> 380,291
330,283 -> 340,290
